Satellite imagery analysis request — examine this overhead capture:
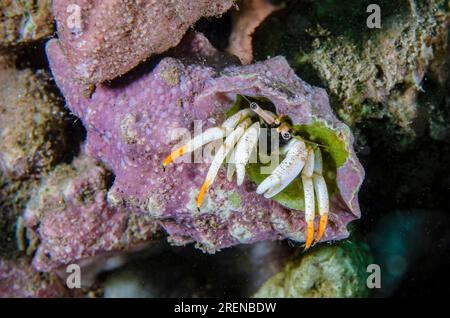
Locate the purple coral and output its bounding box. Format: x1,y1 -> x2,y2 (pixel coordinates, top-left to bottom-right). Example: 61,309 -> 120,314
46,32 -> 364,252
24,153 -> 160,271
0,257 -> 68,297
53,0 -> 234,83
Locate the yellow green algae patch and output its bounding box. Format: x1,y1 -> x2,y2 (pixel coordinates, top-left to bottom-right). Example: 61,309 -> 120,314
228,191 -> 241,209
254,240 -> 372,298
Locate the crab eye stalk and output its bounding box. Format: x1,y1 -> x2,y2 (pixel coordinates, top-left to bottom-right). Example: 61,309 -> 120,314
277,122 -> 292,141
248,101 -> 277,125
282,131 -> 291,140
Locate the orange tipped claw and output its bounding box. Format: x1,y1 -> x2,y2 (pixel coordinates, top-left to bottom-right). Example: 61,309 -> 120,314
305,220 -> 315,250
315,214 -> 328,242
163,146 -> 186,167
196,180 -> 210,208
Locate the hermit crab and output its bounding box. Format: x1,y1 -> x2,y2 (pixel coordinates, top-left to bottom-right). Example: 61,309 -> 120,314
163,96 -> 330,249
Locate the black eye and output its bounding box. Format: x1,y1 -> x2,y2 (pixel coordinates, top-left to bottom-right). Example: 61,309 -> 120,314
250,102 -> 258,110
282,132 -> 291,140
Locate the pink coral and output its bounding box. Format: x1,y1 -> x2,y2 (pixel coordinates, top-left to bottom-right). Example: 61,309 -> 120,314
24,153 -> 160,271
53,0 -> 234,83
0,257 -> 68,297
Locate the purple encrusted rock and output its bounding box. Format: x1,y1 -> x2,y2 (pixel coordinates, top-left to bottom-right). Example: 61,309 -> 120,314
24,152 -> 161,271
53,0 -> 234,83
46,32 -> 364,253
0,257 -> 68,297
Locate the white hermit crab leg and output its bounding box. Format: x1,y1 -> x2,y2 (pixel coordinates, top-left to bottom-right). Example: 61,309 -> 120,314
197,118 -> 252,208
279,136 -> 297,155
301,147 -> 315,249
163,108 -> 251,167
235,122 -> 260,186
312,147 -> 329,242
256,139 -> 308,198
221,108 -> 252,129
163,127 -> 225,167
226,147 -> 237,182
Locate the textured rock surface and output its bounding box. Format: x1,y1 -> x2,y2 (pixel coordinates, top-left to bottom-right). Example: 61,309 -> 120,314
0,54 -> 69,258
254,0 -> 449,148
0,57 -> 67,179
0,0 -> 54,47
53,0 -> 234,83
254,240 -> 372,298
46,32 -> 364,253
0,257 -> 68,297
24,153 -> 161,272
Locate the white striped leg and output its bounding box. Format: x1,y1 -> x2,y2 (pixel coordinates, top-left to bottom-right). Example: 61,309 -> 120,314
301,147 -> 315,249
312,147 -> 329,242
235,122 -> 260,186
256,139 -> 308,198
163,108 -> 251,167
197,118 -> 252,208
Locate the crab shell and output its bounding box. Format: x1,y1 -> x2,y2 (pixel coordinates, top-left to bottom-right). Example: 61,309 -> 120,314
46,32 -> 364,252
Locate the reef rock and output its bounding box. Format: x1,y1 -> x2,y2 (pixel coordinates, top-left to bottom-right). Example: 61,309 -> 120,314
0,257 -> 68,297
0,54 -> 69,258
0,0 -> 54,47
46,32 -> 364,253
254,0 -> 449,148
0,56 -> 67,179
53,0 -> 235,83
24,153 -> 161,272
254,240 -> 372,298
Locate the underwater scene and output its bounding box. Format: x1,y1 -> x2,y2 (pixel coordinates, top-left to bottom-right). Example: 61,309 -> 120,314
0,0 -> 449,300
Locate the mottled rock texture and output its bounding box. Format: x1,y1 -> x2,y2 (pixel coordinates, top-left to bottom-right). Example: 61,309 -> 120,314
0,54 -> 68,258
24,153 -> 161,272
46,32 -> 364,253
0,0 -> 54,47
0,58 -> 67,178
53,0 -> 235,83
0,257 -> 68,297
254,240 -> 372,298
254,0 -> 449,148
